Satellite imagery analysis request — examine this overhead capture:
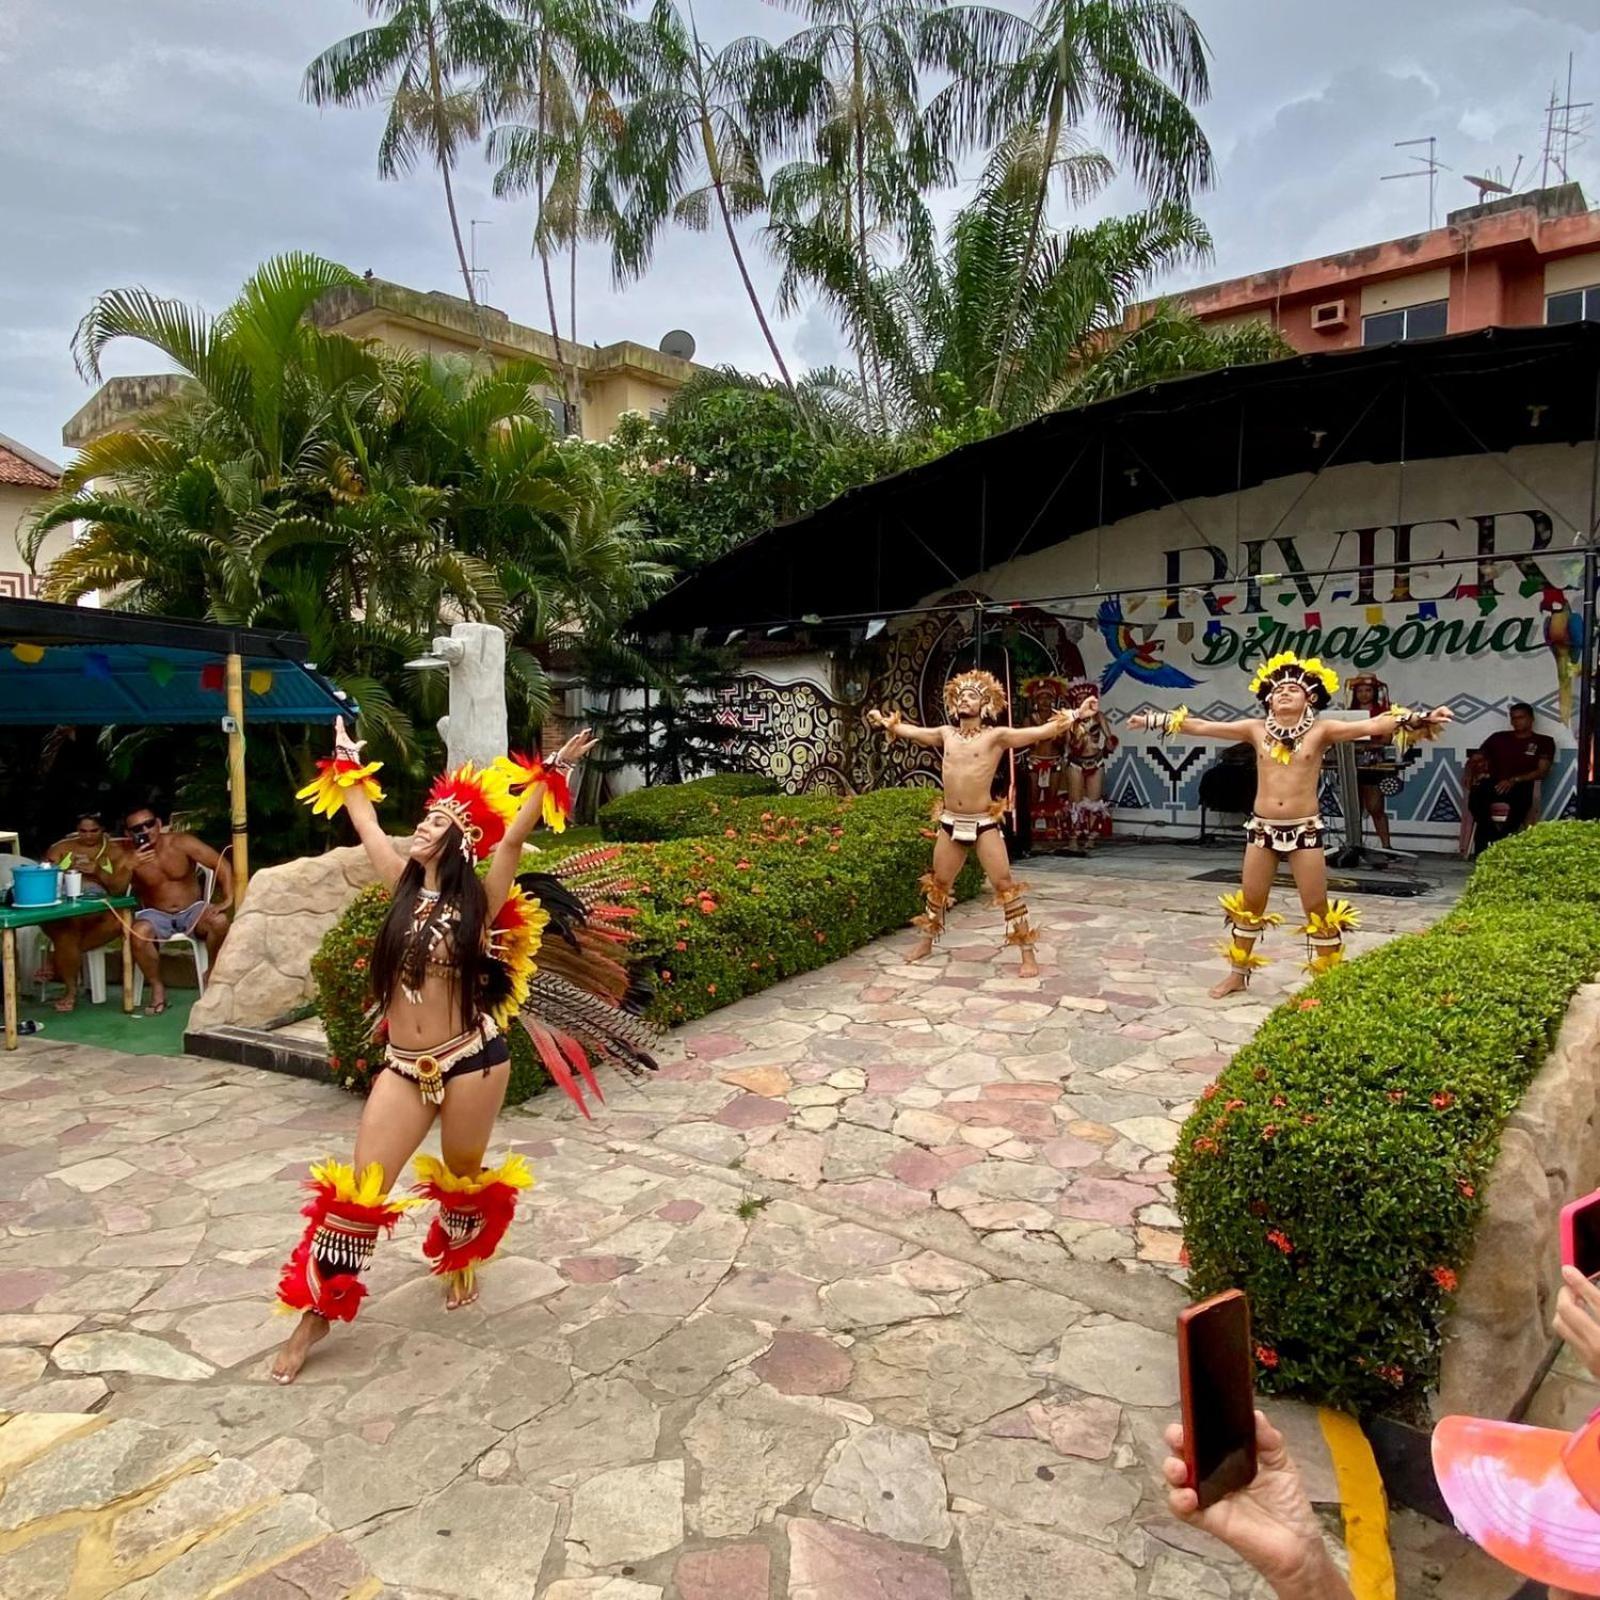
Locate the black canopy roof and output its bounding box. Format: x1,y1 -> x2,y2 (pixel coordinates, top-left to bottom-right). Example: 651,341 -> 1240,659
637,322 -> 1600,635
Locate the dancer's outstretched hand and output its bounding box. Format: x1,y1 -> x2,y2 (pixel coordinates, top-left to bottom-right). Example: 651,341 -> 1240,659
1126,711 -> 1151,731
867,709 -> 888,728
1079,695 -> 1100,719
333,715 -> 365,764
556,727 -> 598,765
1425,706 -> 1454,726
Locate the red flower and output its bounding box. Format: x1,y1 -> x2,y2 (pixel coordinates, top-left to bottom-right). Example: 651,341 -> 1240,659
1431,1266 -> 1458,1292
1431,1090 -> 1455,1110
1225,1098 -> 1245,1111
815,931 -> 827,944
1261,1125 -> 1278,1141
707,983 -> 717,995
1254,1344 -> 1280,1369
1266,1228 -> 1293,1255
674,940 -> 687,952
354,1058 -> 367,1073
353,956 -> 367,971
661,970 -> 673,984
724,828 -> 738,838
1192,1136 -> 1219,1155
1387,1090 -> 1406,1103
1201,1084 -> 1219,1101
1271,1095 -> 1287,1108
736,859 -> 751,870
1297,998 -> 1321,1011
1178,1245 -> 1190,1267
329,1055 -> 341,1070
1458,1180 -> 1476,1199
1375,1364 -> 1405,1387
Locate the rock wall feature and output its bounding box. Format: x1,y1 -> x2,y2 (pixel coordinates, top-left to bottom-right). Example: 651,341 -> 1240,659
188,843 -> 398,1031
1437,984 -> 1600,1420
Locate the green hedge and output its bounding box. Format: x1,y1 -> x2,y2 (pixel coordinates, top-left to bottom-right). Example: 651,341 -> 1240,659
313,780 -> 973,1090
1175,821 -> 1600,1410
599,773 -> 778,842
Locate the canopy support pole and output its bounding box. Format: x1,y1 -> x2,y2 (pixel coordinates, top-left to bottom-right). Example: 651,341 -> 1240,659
225,653 -> 249,906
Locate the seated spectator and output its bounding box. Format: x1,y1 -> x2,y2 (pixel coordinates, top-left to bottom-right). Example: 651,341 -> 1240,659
42,811 -> 132,1012
124,805 -> 232,1015
1468,703 -> 1554,857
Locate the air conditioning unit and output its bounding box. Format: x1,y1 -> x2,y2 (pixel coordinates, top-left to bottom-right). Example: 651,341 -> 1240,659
1310,300 -> 1348,333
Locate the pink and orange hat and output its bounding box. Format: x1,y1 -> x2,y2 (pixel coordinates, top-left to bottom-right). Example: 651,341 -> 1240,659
1434,1410 -> 1600,1594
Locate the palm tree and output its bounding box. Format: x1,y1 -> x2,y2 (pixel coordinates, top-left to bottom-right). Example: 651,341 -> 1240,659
608,0 -> 824,394
768,0 -> 1015,423
933,0 -> 1214,414
487,0 -> 631,421
808,143 -> 1219,432
305,1 -> 516,319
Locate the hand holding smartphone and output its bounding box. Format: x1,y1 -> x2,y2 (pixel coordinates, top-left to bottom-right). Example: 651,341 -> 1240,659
1562,1189 -> 1600,1281
1177,1289 -> 1258,1509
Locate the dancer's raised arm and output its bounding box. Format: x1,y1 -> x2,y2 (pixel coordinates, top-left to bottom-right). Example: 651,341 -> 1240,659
1127,708 -> 1256,743
1319,706 -> 1453,743
867,708 -> 945,749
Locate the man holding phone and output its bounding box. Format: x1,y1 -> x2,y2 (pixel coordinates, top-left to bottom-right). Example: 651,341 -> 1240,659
124,805 -> 232,1015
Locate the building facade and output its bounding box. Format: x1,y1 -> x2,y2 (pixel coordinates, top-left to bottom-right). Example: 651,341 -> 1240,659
1148,183 -> 1600,354
62,277 -> 701,451
0,433 -> 65,600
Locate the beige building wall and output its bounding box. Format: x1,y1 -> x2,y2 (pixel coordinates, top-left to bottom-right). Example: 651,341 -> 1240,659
0,483 -> 67,598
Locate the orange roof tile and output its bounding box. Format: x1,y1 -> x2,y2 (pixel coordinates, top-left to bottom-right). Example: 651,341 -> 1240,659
0,442 -> 58,490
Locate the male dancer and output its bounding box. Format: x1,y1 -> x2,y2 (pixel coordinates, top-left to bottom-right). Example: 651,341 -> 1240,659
1127,651 -> 1450,997
868,669 -> 1096,977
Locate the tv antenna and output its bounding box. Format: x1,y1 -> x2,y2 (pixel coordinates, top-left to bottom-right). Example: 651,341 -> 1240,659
1383,136 -> 1451,230
1540,55 -> 1592,188
469,219 -> 494,297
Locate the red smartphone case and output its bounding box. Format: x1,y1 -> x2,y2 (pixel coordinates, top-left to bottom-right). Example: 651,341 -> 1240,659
1177,1288 -> 1255,1508
1561,1189 -> 1600,1275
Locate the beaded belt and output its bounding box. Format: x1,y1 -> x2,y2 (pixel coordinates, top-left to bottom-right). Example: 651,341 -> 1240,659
386,1019 -> 500,1106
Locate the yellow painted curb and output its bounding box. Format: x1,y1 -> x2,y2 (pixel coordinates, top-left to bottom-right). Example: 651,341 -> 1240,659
1319,1407 -> 1396,1600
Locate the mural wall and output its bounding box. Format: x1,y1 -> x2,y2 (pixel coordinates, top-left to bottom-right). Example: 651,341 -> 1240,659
719,443 -> 1593,845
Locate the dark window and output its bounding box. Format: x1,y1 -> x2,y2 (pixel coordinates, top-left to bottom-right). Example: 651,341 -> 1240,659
1547,285 -> 1600,325
1362,298 -> 1448,345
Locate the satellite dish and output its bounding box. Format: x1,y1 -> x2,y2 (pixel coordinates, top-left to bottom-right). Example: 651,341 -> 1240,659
1465,173 -> 1513,200
659,329 -> 696,360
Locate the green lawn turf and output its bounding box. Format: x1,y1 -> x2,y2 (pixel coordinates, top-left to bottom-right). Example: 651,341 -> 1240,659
14,990 -> 193,1056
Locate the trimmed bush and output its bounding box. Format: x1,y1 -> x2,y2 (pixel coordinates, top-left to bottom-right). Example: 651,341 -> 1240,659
312,883 -> 547,1106
1175,822 -> 1600,1410
314,780 -> 974,1091
599,773 -> 778,842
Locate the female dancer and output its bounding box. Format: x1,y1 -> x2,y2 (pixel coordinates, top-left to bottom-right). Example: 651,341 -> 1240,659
272,717 -> 652,1382
1347,674 -> 1395,853
1063,677 -> 1117,852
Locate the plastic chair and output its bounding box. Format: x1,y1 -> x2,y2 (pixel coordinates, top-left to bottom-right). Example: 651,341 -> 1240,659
34,944 -> 110,1006
131,865 -> 215,1006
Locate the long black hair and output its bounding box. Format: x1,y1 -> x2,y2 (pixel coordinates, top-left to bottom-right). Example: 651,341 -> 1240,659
369,823 -> 490,1034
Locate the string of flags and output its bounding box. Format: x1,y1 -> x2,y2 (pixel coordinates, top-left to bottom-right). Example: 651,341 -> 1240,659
3,646 -> 275,695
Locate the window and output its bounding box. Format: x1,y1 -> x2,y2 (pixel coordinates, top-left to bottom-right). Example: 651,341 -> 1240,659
1361,298 -> 1448,345
1547,285 -> 1600,325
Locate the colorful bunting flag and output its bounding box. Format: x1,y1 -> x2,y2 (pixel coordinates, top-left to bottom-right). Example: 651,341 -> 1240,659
1520,575 -> 1543,598
200,662 -> 225,692
1477,595 -> 1498,616
249,668 -> 274,696
1205,620 -> 1223,641
1276,593 -> 1294,607
1416,601 -> 1438,620
1365,605 -> 1384,625
1177,621 -> 1195,645
147,658 -> 174,688
83,651 -> 113,683
1305,611 -> 1322,628
1332,588 -> 1352,602
10,642 -> 44,665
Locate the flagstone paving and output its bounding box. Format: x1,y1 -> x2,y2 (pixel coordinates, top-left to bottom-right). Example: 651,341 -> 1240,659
0,845 -> 1518,1598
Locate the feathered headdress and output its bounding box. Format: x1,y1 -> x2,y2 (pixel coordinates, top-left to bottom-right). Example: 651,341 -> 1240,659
943,669 -> 1006,721
426,763 -> 518,860
489,751 -> 572,833
1021,675 -> 1070,706
1346,673 -> 1390,711
1248,651 -> 1339,709
1063,676 -> 1099,709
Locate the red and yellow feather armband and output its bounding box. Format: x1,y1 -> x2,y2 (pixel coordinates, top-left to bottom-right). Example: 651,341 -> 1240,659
296,757 -> 385,818
491,752 -> 572,833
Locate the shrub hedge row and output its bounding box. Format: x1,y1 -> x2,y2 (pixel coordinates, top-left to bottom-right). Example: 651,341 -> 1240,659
598,773 -> 778,841
313,777 -> 973,1098
1174,821 -> 1600,1410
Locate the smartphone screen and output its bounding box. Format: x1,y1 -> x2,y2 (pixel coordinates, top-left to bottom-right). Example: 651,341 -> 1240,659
1179,1290 -> 1258,1509
1566,1192 -> 1600,1280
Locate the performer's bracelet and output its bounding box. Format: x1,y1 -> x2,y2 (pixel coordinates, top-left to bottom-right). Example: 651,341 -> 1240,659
1154,705 -> 1189,740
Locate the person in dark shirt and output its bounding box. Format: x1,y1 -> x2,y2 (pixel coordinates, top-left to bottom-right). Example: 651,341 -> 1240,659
1468,702 -> 1555,856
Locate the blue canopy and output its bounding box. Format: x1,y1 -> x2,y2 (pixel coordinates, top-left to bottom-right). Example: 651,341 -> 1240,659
0,599 -> 352,726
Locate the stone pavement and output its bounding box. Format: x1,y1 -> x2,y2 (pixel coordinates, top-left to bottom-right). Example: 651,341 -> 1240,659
0,844 -> 1525,1599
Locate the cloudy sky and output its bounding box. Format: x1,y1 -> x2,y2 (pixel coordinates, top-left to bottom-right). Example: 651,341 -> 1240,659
3,0 -> 1598,463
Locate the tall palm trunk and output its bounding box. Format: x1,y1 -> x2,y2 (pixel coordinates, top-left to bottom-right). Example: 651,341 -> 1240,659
699,112 -> 796,392
534,51 -> 578,430
987,76 -> 1065,414
425,21 -> 480,318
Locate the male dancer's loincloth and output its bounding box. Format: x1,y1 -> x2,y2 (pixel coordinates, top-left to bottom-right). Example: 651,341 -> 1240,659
1244,815 -> 1326,856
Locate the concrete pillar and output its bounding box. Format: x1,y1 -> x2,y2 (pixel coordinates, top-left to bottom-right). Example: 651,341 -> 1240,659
434,621 -> 509,772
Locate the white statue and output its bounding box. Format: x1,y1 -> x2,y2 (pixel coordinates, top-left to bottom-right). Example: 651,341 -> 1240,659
434,621 -> 509,771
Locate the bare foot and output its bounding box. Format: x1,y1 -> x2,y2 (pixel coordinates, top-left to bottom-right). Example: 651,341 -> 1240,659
270,1311 -> 328,1383
1209,972 -> 1248,999
53,995 -> 77,1014
446,1282 -> 480,1310
1018,950 -> 1040,978
907,936 -> 935,964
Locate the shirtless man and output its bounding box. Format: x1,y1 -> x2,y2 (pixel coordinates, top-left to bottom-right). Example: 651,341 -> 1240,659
1127,652 -> 1451,998
868,669 -> 1096,977
124,805 -> 233,1015
43,812 -> 131,1012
